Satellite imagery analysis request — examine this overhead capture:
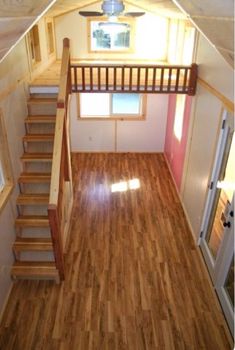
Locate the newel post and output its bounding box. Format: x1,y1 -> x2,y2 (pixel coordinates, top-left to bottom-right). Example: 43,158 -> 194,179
188,63 -> 198,96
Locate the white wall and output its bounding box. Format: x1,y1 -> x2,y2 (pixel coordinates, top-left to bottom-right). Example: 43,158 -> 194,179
180,33 -> 233,240
70,94 -> 168,152
54,3 -> 168,61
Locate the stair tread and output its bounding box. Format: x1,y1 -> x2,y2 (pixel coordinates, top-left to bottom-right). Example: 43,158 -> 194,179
11,261 -> 58,277
28,98 -> 57,105
13,237 -> 53,251
15,215 -> 49,227
17,193 -> 49,205
23,134 -> 54,141
21,153 -> 53,161
25,115 -> 56,123
18,172 -> 51,183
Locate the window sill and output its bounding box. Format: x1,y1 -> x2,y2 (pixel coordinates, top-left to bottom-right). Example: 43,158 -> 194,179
78,116 -> 145,121
0,184 -> 14,215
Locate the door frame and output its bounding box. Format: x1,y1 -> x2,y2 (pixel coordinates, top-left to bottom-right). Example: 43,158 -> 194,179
199,109 -> 233,279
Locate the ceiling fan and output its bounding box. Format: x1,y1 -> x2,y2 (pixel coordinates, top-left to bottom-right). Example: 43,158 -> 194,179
79,0 -> 145,18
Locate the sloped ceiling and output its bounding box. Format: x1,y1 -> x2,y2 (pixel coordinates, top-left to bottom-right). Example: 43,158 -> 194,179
0,0 -> 234,68
173,0 -> 234,67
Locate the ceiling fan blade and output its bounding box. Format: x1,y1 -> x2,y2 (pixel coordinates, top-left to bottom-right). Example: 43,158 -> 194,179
124,12 -> 145,17
79,11 -> 104,17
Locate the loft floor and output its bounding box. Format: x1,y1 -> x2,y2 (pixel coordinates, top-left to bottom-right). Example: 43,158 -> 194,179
30,60 -> 192,93
0,153 -> 232,349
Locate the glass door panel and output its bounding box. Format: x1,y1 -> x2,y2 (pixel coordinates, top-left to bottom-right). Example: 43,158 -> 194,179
224,255 -> 234,308
205,131 -> 235,260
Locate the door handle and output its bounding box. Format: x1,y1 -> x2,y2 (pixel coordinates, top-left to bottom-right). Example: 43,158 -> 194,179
223,221 -> 231,228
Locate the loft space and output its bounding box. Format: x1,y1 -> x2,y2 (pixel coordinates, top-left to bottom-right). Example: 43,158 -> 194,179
0,0 -> 233,68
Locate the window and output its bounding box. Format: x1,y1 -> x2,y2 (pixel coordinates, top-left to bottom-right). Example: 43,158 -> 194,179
88,18 -> 134,52
29,25 -> 41,65
46,19 -> 55,55
0,109 -> 13,213
78,93 -> 146,120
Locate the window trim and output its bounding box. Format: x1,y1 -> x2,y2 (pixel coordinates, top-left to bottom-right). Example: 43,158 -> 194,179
77,93 -> 147,121
27,24 -> 42,68
87,17 -> 135,53
45,18 -> 55,57
0,109 -> 14,214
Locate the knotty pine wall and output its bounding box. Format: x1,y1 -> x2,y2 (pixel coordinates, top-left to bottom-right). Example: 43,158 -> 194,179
0,17 -> 55,318
54,3 -> 193,63
70,94 -> 168,152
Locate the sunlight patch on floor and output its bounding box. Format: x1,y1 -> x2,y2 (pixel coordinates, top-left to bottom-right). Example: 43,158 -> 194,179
111,178 -> 140,192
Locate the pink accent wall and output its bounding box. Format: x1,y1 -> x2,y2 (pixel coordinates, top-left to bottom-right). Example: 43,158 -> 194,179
164,94 -> 192,190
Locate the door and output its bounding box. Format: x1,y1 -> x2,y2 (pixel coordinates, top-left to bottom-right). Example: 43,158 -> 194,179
199,109 -> 234,335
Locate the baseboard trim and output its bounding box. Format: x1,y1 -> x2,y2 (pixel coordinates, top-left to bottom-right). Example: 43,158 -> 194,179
163,153 -> 197,244
71,151 -> 164,154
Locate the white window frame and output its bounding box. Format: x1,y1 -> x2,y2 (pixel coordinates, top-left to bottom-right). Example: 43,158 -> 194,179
0,109 -> 13,214
88,17 -> 135,53
77,93 -> 146,121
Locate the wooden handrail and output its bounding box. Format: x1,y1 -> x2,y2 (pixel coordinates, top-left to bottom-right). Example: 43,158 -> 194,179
48,38 -> 73,281
70,63 -> 198,95
57,38 -> 72,109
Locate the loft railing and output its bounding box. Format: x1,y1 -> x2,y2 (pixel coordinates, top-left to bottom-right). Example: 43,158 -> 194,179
70,63 -> 198,95
48,38 -> 73,281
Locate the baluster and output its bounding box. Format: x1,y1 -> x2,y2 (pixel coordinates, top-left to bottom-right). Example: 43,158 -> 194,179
137,67 -> 141,92
175,68 -> 180,92
129,67 -> 133,91
114,67 -> 117,91
145,67 -> 149,92
73,66 -> 77,92
82,67 -> 85,91
98,67 -> 101,91
90,66 -> 93,91
183,68 -> 189,92
160,68 -> 164,92
152,68 -> 156,91
106,67 -> 109,91
121,67 -> 125,91
167,68 -> 172,92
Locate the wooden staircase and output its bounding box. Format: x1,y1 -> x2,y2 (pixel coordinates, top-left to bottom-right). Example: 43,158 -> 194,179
11,93 -> 59,282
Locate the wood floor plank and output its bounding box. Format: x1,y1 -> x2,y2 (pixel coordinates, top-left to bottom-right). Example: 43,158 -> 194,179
0,153 -> 232,349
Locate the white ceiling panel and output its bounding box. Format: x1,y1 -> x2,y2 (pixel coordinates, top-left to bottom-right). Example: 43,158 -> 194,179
194,18 -> 234,52
0,0 -> 54,17
172,0 -> 234,17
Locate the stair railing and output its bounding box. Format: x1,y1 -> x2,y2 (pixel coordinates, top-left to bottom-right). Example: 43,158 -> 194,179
48,38 -> 73,281
70,62 -> 198,95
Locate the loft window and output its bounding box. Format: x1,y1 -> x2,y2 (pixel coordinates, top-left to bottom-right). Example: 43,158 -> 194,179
88,18 -> 134,52
29,25 -> 41,64
78,93 -> 146,120
0,109 -> 13,213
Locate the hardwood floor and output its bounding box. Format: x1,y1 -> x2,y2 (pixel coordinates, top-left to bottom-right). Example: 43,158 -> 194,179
0,153 -> 232,349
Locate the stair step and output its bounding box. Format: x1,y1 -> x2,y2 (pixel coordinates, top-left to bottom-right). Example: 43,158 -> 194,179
18,172 -> 51,184
15,215 -> 49,228
11,261 -> 58,280
23,134 -> 54,142
25,115 -> 56,124
16,193 -> 49,205
13,238 -> 53,252
21,153 -> 53,162
27,98 -> 57,105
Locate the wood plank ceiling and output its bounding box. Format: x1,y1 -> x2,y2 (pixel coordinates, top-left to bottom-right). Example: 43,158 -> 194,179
0,0 -> 234,67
